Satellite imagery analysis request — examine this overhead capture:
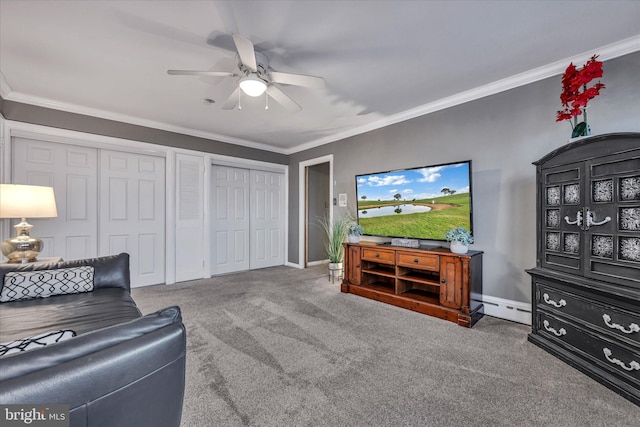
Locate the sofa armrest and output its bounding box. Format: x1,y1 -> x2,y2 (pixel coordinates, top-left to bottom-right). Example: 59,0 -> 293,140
0,306 -> 186,427
0,253 -> 131,292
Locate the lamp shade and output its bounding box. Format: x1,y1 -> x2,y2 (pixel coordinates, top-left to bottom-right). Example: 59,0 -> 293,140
0,184 -> 58,218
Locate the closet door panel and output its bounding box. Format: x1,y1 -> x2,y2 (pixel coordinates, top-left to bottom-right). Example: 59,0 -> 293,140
12,138 -> 98,260
211,165 -> 250,275
175,154 -> 205,282
100,150 -> 165,287
250,170 -> 284,270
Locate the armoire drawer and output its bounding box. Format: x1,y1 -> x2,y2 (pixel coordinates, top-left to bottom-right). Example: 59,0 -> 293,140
536,283 -> 640,346
538,312 -> 640,386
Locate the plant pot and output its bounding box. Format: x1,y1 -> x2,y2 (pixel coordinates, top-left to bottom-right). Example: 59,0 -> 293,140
328,262 -> 343,282
348,235 -> 360,244
449,241 -> 468,254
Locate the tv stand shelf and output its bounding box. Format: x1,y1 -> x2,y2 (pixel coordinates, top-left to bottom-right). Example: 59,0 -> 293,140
341,243 -> 483,327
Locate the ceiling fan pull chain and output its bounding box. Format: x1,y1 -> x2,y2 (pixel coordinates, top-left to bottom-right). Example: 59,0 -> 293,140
238,88 -> 242,110
265,93 -> 269,110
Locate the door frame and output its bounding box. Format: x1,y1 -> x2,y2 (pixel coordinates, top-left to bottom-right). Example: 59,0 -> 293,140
1,120 -> 289,283
208,157 -> 289,276
298,154 -> 333,268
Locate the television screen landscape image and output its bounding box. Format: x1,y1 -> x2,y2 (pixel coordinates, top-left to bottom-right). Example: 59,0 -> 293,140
355,161 -> 473,241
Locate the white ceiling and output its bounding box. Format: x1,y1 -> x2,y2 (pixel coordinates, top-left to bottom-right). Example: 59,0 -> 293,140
1,1 -> 639,154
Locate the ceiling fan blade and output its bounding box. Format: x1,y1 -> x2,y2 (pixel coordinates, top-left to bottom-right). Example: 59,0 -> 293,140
222,88 -> 240,110
266,85 -> 301,112
270,71 -> 325,89
232,34 -> 257,72
167,70 -> 235,77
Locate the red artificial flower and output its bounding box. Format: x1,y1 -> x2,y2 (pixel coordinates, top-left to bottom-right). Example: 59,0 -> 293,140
556,54 -> 605,124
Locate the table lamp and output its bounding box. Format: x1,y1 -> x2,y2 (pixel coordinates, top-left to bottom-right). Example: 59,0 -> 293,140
0,184 -> 58,263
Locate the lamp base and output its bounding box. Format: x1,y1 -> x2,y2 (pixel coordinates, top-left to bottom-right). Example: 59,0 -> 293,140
1,219 -> 43,263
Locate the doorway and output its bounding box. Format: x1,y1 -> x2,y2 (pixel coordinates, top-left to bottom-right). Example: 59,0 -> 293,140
298,155 -> 333,268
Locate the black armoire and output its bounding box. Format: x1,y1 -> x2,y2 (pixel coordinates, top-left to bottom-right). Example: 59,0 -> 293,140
527,132 -> 639,405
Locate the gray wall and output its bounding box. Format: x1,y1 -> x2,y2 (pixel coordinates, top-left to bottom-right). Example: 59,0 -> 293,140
2,52 -> 638,304
288,52 -> 640,303
0,100 -> 287,165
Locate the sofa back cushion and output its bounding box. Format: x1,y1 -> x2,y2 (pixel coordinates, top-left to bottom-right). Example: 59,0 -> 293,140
1,266 -> 94,302
0,253 -> 130,295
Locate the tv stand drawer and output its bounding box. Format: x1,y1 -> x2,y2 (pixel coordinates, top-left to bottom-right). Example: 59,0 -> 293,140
397,252 -> 439,271
362,248 -> 395,264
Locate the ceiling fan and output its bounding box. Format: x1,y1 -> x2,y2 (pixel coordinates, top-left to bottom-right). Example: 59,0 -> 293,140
168,34 -> 325,112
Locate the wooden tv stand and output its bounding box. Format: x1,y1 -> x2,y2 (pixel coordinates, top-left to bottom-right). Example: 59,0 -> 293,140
341,243 -> 483,327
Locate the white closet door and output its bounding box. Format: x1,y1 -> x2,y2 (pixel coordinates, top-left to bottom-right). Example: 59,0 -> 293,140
12,138 -> 98,260
99,150 -> 165,287
212,165 -> 250,275
175,154 -> 204,282
250,170 -> 285,270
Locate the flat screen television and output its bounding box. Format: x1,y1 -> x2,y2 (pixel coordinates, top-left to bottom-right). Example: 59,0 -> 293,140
355,160 -> 473,242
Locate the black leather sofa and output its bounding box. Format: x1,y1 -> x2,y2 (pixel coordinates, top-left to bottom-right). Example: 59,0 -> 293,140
0,253 -> 186,427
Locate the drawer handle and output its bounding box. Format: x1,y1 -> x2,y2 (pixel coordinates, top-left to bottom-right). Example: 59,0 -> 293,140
543,293 -> 566,308
603,348 -> 640,372
414,258 -> 419,263
602,314 -> 640,334
375,253 -> 380,258
543,320 -> 566,337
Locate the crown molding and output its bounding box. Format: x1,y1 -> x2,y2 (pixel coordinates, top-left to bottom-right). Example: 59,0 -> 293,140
286,35 -> 640,154
2,35 -> 638,156
0,81 -> 287,155
0,72 -> 12,99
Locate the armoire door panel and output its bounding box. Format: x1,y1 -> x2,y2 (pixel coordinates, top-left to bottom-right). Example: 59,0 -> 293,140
584,149 -> 640,287
540,161 -> 585,275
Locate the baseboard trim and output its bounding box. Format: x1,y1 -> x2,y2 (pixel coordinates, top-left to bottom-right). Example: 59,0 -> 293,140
286,261 -> 304,269
482,295 -> 532,325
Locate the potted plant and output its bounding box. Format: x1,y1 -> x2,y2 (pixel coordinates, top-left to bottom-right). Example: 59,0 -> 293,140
317,216 -> 350,282
348,223 -> 364,243
445,226 -> 474,254
555,54 -> 605,138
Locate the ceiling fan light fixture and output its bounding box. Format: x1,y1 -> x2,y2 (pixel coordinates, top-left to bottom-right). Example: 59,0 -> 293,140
239,74 -> 267,97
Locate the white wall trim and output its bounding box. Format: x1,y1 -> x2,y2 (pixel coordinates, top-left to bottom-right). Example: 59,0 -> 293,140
6,121 -> 167,157
298,154 -> 334,269
0,82 -> 287,155
0,72 -> 11,99
287,35 -> 640,154
3,36 -> 637,157
209,153 -> 287,174
165,150 -> 177,285
482,295 -> 532,325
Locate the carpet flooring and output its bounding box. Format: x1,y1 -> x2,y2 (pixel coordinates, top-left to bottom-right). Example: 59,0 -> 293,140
132,265 -> 640,426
